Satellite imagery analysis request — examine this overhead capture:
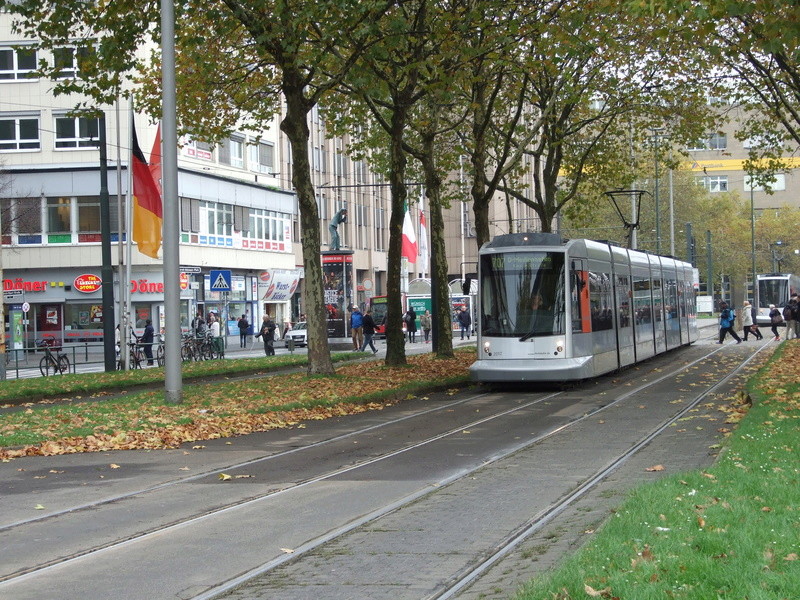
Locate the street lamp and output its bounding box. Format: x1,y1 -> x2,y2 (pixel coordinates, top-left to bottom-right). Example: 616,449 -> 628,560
604,189 -> 650,249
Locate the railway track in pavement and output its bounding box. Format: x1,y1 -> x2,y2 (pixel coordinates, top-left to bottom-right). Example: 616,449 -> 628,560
0,335 -> 770,600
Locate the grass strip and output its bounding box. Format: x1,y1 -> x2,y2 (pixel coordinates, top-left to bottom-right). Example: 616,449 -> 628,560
0,350 -> 474,457
0,352 -> 366,405
514,342 -> 800,600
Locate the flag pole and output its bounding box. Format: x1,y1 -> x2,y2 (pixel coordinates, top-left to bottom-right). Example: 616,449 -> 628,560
124,105 -> 133,369
115,98 -> 126,368
161,0 -> 182,402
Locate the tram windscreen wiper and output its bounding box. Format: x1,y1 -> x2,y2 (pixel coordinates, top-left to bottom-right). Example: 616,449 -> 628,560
519,331 -> 535,342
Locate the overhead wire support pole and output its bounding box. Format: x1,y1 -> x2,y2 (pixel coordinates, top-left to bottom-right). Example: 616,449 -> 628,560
161,0 -> 182,403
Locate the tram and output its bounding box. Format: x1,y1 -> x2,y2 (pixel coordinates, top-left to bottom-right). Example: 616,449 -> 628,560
470,233 -> 698,383
755,273 -> 800,326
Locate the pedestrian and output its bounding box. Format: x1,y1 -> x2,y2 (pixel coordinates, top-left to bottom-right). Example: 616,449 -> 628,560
769,304 -> 783,340
749,302 -> 763,340
783,297 -> 798,340
457,306 -> 472,340
350,306 -> 364,351
360,309 -> 379,354
741,301 -> 754,341
717,301 -> 741,344
256,314 -> 277,356
237,314 -> 249,348
404,307 -> 417,343
791,295 -> 800,339
142,319 -> 155,365
420,310 -> 432,343
191,310 -> 207,338
209,313 -> 223,356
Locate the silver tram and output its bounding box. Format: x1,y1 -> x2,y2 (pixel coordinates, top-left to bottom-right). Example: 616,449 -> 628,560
470,233 -> 698,383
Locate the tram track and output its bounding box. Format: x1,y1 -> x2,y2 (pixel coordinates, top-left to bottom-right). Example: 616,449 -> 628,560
0,341 -> 763,599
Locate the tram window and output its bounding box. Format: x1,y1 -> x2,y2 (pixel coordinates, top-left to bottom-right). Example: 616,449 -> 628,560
588,271 -> 613,331
616,275 -> 631,328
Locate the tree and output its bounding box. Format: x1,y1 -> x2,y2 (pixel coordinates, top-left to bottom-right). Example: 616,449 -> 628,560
5,0 -> 391,375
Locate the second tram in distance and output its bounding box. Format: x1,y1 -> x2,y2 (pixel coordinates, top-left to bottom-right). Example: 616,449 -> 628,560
470,233 -> 698,383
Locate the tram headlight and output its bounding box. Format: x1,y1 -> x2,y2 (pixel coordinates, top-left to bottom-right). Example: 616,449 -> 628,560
555,339 -> 564,354
483,341 -> 492,355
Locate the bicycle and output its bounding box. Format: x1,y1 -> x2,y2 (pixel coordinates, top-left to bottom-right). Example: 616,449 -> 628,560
36,339 -> 70,376
117,341 -> 144,370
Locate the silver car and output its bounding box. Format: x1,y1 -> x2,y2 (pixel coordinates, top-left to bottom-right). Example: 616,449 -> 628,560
285,321 -> 307,347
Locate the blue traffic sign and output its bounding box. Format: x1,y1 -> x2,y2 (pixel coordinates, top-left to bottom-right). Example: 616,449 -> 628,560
209,270 -> 232,292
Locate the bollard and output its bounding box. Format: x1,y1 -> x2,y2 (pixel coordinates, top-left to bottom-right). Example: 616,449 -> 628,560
287,338 -> 295,353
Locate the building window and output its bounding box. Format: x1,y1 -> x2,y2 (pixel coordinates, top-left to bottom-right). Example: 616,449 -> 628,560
54,115 -> 100,149
697,175 -> 728,193
708,132 -> 727,150
53,46 -> 90,79
247,140 -> 275,174
77,197 -> 101,234
745,174 -> 785,192
0,116 -> 40,151
181,136 -> 213,160
0,46 -> 37,80
199,201 -> 233,237
47,197 -> 72,234
246,208 -> 289,242
219,136 -> 244,168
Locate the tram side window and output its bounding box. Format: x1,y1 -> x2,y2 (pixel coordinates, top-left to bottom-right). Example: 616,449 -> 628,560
616,275 -> 631,328
589,271 -> 613,331
633,277 -> 652,325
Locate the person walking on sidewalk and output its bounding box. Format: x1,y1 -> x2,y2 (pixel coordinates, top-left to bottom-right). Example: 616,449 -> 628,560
256,314 -> 277,356
142,319 -> 155,365
420,310 -> 432,343
457,306 -> 472,340
404,308 -> 417,343
360,309 -> 379,354
350,306 -> 364,351
237,314 -> 250,348
717,302 -> 741,344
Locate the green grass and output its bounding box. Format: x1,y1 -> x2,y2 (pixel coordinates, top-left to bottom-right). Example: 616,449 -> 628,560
514,346 -> 800,600
0,351 -> 363,405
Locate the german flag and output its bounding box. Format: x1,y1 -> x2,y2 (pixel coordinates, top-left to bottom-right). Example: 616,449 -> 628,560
131,120 -> 162,259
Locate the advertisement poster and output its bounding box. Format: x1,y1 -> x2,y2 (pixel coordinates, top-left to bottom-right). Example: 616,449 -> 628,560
322,254 -> 353,337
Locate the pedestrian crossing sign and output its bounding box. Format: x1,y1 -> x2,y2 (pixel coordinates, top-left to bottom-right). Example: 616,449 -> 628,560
209,270 -> 232,292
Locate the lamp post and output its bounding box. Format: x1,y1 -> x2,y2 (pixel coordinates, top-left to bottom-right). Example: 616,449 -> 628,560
604,189 -> 649,249
748,173 -> 757,307
649,128 -> 665,255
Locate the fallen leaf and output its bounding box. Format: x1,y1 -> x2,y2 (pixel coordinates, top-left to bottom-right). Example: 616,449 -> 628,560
109,464 -> 121,469
218,473 -> 232,481
281,548 -> 294,554
34,504 -> 45,510
584,583 -> 611,597
646,465 -> 665,472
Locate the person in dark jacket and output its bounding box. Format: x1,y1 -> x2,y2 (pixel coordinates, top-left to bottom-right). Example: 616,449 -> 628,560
404,308 -> 417,343
717,302 -> 741,344
237,315 -> 250,348
457,306 -> 472,340
142,319 -> 155,365
360,310 -> 379,354
768,304 -> 783,340
256,314 -> 277,356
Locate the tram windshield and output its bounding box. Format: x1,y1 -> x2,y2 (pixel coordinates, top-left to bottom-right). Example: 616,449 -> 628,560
758,278 -> 789,309
479,251 -> 566,338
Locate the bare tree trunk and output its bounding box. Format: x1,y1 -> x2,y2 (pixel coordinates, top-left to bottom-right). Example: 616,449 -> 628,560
281,72 -> 334,375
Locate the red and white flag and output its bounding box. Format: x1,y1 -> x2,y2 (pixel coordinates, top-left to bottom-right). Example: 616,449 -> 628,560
418,209 -> 429,273
401,209 -> 417,263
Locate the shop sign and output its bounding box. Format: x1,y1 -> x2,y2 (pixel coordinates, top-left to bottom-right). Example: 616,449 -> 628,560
130,279 -> 165,294
74,274 -> 102,293
258,269 -> 301,302
3,278 -> 47,292
180,272 -> 189,290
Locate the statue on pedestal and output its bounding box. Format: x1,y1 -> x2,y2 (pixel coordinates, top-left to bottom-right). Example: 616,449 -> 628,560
328,208 -> 347,251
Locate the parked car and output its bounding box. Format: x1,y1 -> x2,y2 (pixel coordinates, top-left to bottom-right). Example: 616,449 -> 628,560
284,321 -> 307,347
